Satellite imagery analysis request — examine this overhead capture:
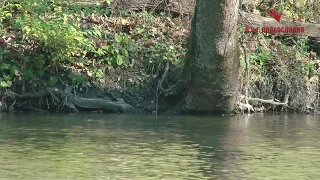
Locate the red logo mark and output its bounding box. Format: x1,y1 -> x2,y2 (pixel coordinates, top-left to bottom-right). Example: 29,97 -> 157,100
266,9 -> 283,22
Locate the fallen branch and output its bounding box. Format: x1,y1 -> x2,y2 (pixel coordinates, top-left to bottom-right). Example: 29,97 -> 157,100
248,97 -> 288,106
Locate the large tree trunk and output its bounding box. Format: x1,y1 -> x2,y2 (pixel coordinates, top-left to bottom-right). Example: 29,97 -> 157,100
183,0 -> 240,114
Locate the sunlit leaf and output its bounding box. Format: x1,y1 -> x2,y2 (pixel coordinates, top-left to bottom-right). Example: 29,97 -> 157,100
10,66 -> 19,76
96,69 -> 104,78
115,33 -> 122,43
48,76 -> 58,86
117,55 -> 123,65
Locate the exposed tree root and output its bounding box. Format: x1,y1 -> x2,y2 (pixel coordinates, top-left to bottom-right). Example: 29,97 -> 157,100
237,102 -> 254,113
159,62 -> 187,94
237,92 -> 291,114
153,62 -> 187,115
248,97 -> 288,106
11,87 -> 135,114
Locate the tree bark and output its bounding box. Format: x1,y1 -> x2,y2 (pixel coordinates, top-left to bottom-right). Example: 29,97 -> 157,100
184,0 -> 240,114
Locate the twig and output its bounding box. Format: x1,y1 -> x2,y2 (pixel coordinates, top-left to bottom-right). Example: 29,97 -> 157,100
281,86 -> 291,111
58,77 -> 66,85
47,89 -> 59,102
155,80 -> 159,116
146,81 -> 158,115
56,96 -> 68,111
151,0 -> 165,13
46,97 -> 49,110
9,100 -> 16,109
17,100 -> 30,107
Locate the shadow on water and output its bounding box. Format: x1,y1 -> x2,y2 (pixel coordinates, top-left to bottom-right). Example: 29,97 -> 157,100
0,112 -> 320,179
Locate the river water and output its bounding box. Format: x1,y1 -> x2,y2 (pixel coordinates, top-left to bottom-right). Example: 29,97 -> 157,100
0,113 -> 319,179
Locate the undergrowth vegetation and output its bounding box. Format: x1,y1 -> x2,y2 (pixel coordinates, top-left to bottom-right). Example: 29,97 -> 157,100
237,0 -> 320,113
0,0 -> 189,111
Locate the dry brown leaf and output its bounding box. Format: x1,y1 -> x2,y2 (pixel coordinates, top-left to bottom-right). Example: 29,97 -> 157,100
143,40 -> 157,47
298,17 -> 306,22
121,19 -> 129,25
129,20 -> 137,29
172,53 -> 184,57
269,38 -> 276,47
172,30 -> 186,38
310,50 -> 317,60
250,47 -> 257,52
253,9 -> 260,15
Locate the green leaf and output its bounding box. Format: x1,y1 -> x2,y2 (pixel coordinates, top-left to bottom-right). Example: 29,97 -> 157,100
93,28 -> 102,37
136,28 -> 143,34
6,13 -> 12,17
0,81 -> 8,87
6,81 -> 12,87
24,26 -> 31,34
42,33 -> 48,41
38,69 -> 45,77
117,55 -> 123,65
0,79 -> 12,87
48,76 -> 58,86
76,75 -> 85,85
10,65 -> 19,76
0,63 -> 10,70
85,81 -> 92,87
114,33 -> 122,43
128,45 -> 135,52
24,57 -> 31,63
23,69 -> 34,80
97,48 -> 104,55
96,69 -> 104,78
35,56 -> 45,69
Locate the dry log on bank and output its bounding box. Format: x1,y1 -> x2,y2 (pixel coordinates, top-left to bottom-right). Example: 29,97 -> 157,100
239,11 -> 320,38
14,88 -> 135,114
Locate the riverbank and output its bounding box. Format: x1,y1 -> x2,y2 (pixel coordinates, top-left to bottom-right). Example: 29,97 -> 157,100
0,0 -> 319,114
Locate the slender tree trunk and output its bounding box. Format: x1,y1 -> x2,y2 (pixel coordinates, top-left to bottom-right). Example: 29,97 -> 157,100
183,0 -> 240,114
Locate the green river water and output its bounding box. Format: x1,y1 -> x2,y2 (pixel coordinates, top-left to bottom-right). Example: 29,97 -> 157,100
0,113 -> 320,180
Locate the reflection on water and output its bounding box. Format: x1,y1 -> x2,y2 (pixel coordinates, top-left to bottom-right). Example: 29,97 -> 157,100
0,113 -> 320,179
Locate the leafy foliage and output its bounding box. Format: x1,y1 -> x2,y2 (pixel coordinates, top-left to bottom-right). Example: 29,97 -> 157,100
0,0 -> 187,91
